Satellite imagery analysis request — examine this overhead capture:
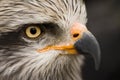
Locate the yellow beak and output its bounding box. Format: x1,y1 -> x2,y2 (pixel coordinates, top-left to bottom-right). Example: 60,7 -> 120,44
37,43 -> 77,54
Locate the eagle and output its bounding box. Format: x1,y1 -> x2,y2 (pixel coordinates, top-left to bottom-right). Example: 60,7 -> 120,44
0,0 -> 100,80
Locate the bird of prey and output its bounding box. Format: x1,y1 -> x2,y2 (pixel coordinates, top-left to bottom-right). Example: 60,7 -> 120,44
0,0 -> 100,80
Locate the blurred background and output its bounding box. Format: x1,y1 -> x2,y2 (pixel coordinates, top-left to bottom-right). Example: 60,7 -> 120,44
82,0 -> 120,80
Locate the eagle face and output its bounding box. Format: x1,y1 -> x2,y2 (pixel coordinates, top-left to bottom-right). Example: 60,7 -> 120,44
0,0 -> 100,80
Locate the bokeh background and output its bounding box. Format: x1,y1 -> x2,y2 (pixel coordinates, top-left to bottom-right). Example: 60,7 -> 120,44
82,0 -> 120,80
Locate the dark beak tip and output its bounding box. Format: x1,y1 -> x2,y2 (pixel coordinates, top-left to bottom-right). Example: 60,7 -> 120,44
74,32 -> 101,70
95,47 -> 101,70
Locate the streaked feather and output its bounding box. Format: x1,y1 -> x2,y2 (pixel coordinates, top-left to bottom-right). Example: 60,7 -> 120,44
0,0 -> 87,80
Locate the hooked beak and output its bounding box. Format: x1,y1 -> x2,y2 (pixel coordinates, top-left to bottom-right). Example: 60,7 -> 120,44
37,23 -> 101,70
74,32 -> 101,70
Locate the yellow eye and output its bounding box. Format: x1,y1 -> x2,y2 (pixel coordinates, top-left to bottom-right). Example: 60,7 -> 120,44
25,26 -> 41,39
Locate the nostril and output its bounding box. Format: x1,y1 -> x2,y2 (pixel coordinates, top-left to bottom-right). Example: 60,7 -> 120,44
73,33 -> 79,38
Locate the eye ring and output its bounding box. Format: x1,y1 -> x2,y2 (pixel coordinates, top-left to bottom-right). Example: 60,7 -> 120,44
25,26 -> 41,39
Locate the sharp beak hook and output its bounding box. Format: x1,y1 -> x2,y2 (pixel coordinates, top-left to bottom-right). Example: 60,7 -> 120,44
74,32 -> 101,70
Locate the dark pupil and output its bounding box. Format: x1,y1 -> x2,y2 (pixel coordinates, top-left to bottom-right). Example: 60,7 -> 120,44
30,28 -> 37,34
